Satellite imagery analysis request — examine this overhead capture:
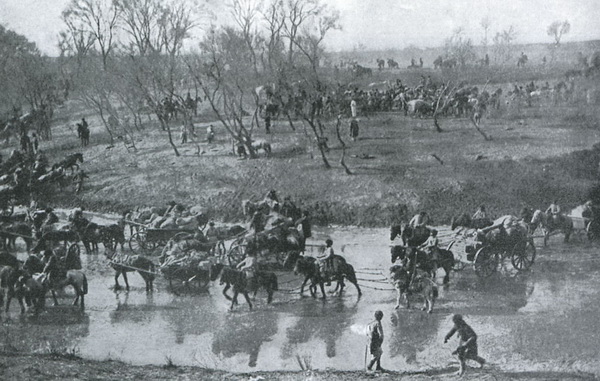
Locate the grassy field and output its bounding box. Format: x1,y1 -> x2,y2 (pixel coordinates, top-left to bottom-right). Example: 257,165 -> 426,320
16,76 -> 599,228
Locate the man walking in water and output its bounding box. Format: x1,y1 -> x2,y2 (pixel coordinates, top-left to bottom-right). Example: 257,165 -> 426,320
444,314 -> 486,376
366,310 -> 384,372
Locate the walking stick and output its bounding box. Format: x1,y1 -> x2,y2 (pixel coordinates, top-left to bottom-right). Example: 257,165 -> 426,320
364,344 -> 368,371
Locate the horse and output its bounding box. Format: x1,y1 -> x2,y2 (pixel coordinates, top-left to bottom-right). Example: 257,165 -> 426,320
105,251 -> 155,292
31,229 -> 81,254
450,213 -> 493,231
0,266 -> 28,314
0,251 -> 21,268
209,263 -> 278,310
99,223 -> 126,251
22,270 -> 88,310
242,199 -> 270,217
23,254 -> 44,275
529,210 -> 573,245
391,245 -> 454,284
0,222 -> 33,251
52,153 -> 83,174
389,265 -> 438,313
251,140 -> 272,157
290,254 -> 361,298
390,224 -> 430,247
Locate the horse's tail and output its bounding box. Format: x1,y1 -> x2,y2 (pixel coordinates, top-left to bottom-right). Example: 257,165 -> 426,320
82,273 -> 88,295
432,284 -> 439,299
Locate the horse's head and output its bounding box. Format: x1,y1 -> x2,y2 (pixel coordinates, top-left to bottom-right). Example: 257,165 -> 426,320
391,245 -> 406,264
293,256 -> 314,276
390,224 -> 402,241
284,250 -> 301,271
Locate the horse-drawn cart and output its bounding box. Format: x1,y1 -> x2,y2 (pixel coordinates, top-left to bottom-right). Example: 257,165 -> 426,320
129,227 -> 206,255
464,217 -> 536,277
567,215 -> 600,241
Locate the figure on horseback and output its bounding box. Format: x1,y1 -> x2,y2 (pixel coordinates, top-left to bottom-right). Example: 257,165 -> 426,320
419,229 -> 440,276
317,239 -> 335,285
236,246 -> 258,289
546,199 -> 561,225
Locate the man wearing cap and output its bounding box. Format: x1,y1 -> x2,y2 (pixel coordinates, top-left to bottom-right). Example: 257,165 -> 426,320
444,314 -> 486,376
366,310 -> 384,372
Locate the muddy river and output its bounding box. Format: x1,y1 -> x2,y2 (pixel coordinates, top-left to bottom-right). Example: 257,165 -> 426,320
2,221 -> 600,376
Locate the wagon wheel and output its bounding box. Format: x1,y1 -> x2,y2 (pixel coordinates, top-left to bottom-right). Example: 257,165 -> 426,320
188,270 -> 210,291
586,220 -> 600,241
68,242 -> 81,258
473,246 -> 498,278
227,243 -> 245,266
129,231 -> 148,253
511,240 -> 536,271
0,200 -> 14,217
214,240 -> 226,257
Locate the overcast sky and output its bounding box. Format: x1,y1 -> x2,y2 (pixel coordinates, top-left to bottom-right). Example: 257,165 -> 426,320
1,0 -> 599,55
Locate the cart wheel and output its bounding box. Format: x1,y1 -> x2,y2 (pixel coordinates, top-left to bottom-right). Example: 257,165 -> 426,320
215,241 -> 226,257
228,244 -> 245,266
587,220 -> 600,241
129,232 -> 147,253
473,246 -> 498,278
0,202 -> 14,217
511,240 -> 536,271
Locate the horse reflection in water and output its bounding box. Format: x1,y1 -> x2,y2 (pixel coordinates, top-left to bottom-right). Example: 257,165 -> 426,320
109,292 -> 158,325
211,309 -> 279,367
282,298 -> 359,360
388,310 -> 442,364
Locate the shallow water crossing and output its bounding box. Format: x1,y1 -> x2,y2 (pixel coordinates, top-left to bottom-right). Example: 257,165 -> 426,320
2,226 -> 600,376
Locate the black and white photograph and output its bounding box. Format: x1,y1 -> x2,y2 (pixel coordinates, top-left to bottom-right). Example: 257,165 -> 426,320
0,0 -> 599,379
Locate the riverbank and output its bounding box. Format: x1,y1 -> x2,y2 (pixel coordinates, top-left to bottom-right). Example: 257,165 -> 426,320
35,99 -> 600,228
1,352 -> 596,380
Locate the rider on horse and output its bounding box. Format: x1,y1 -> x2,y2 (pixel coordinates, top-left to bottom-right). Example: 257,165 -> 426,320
318,239 -> 335,285
42,249 -> 65,288
420,229 -> 440,273
236,245 -> 258,287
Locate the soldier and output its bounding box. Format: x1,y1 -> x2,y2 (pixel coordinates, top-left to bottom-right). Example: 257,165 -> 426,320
444,314 -> 486,376
366,310 -> 384,372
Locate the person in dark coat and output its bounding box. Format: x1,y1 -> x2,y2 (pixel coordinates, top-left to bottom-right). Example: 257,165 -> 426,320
444,314 -> 486,376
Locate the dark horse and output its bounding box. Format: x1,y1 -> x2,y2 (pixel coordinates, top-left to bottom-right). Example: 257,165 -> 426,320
390,224 -> 430,247
389,265 -> 438,313
391,245 -> 454,284
450,213 -> 493,231
0,266 -> 29,314
105,251 -> 155,292
288,253 -> 361,298
209,263 -> 278,310
31,229 -> 81,254
0,222 -> 33,251
52,153 -> 83,174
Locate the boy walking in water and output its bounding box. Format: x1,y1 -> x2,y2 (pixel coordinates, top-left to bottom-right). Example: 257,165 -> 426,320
366,310 -> 384,372
444,314 -> 486,376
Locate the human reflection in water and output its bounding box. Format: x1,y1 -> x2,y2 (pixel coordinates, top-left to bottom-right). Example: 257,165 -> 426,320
389,310 -> 441,364
211,309 -> 279,367
109,292 -> 157,325
283,298 -> 359,359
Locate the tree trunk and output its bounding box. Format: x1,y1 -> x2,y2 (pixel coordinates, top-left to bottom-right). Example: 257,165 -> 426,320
334,116 -> 352,175
161,118 -> 180,156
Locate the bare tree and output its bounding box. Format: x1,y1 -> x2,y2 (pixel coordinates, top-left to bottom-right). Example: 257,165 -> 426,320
62,0 -> 121,69
444,28 -> 476,67
492,26 -> 517,63
547,20 -> 571,46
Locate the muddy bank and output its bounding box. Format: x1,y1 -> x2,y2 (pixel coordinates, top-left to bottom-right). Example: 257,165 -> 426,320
0,352 -> 596,381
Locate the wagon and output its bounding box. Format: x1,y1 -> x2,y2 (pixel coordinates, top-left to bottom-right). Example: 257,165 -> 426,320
129,227 -> 202,254
465,234 -> 536,277
567,215 -> 600,241
224,226 -> 303,268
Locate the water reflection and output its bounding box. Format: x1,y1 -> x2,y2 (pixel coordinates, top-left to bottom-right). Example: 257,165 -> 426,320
282,298 -> 359,360
389,310 -> 441,364
109,292 -> 158,325
5,309 -> 90,353
211,309 -> 280,367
